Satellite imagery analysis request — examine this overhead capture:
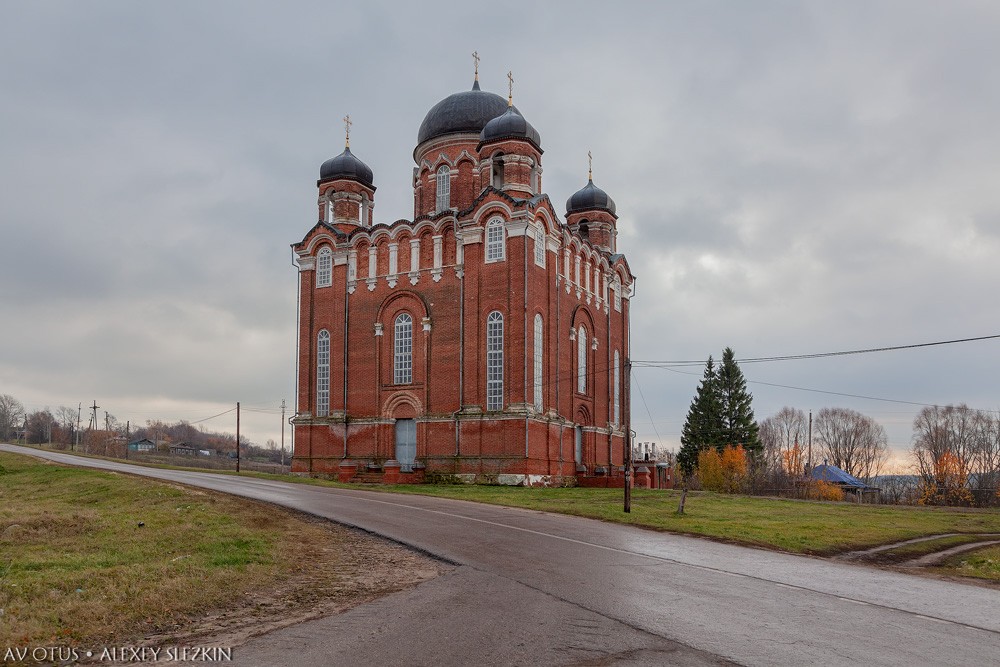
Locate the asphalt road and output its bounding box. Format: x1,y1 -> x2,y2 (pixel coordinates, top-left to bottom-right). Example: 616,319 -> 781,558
5,444 -> 999,666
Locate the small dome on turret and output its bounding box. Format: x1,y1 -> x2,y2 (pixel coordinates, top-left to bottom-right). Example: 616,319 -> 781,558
319,146 -> 374,187
566,178 -> 616,216
480,106 -> 541,149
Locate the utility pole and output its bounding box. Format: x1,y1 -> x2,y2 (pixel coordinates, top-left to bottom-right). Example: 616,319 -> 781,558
624,358 -> 632,513
236,402 -> 241,473
125,421 -> 130,460
89,400 -> 99,431
280,399 -> 286,468
75,403 -> 81,451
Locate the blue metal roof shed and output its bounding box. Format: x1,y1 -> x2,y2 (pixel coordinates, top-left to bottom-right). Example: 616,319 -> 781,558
809,463 -> 869,489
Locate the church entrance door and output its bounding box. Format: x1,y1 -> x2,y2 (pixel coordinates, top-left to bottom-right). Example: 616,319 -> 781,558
395,419 -> 416,472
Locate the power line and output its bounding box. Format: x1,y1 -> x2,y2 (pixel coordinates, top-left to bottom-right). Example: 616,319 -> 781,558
189,407 -> 237,424
633,333 -> 1000,367
653,365 -> 1000,415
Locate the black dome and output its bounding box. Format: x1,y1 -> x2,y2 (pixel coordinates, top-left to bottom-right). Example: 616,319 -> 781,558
480,106 -> 541,149
417,80 -> 518,146
566,178 -> 616,216
319,146 -> 374,187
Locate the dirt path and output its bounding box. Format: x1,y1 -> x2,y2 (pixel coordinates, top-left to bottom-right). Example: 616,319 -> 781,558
901,540 -> 1000,567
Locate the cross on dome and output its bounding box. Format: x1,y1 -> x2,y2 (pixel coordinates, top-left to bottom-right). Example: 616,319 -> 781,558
507,70 -> 514,106
472,51 -> 480,81
343,114 -> 352,148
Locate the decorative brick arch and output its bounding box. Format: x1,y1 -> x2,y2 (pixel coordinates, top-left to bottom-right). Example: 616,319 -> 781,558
382,391 -> 421,419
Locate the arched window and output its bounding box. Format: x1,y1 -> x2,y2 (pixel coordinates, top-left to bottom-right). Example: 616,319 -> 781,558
361,194 -> 370,225
534,226 -> 545,267
613,277 -> 622,312
613,350 -> 621,426
486,216 -> 505,262
530,164 -> 539,194
316,330 -> 330,416
577,326 -> 587,394
435,165 -> 451,213
533,314 -> 543,411
394,313 -> 413,385
486,311 -> 504,411
316,247 -> 333,288
327,200 -> 335,224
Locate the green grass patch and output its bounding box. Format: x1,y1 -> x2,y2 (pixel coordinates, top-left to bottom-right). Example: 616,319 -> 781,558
933,544 -> 1000,582
373,484 -> 1000,555
14,446 -> 1000,563
0,452 -> 334,648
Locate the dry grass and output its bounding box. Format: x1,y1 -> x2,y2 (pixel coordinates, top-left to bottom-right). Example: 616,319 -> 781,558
932,544 -> 1000,582
0,452 -> 440,649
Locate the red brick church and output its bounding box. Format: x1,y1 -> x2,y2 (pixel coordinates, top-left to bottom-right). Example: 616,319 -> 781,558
291,67 -> 634,485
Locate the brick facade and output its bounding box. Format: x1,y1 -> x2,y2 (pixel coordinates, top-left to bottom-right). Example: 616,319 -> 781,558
291,78 -> 634,486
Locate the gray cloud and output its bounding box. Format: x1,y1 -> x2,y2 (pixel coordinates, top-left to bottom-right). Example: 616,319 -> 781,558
2,1 -> 999,458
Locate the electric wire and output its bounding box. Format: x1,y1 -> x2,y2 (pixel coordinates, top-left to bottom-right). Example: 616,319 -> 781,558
633,333 -> 1000,367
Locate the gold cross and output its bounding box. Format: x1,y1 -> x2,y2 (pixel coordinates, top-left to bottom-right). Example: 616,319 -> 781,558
507,70 -> 514,105
588,150 -> 593,180
472,51 -> 480,80
343,114 -> 352,148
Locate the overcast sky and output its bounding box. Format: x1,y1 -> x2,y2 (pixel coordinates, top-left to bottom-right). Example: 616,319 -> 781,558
2,1 -> 998,465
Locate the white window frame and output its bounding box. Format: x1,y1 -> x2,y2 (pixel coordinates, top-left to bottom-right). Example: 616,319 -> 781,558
486,216 -> 505,263
577,326 -> 587,394
533,314 -> 543,411
394,313 -> 413,385
316,330 -> 330,416
436,165 -> 451,213
487,311 -> 504,410
316,247 -> 333,288
534,226 -> 545,267
327,200 -> 335,224
613,350 -> 621,426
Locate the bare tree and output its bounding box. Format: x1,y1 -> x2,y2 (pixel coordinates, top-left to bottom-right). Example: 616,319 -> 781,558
25,409 -> 56,444
0,394 -> 26,441
814,407 -> 888,482
759,407 -> 807,474
912,405 -> 978,488
971,412 -> 1000,507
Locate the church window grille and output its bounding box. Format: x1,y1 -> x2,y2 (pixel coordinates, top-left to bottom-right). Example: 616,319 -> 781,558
394,313 -> 413,385
533,314 -> 543,411
486,217 -> 505,262
534,226 -> 545,267
486,311 -> 504,410
577,326 -> 587,394
316,247 -> 332,288
613,350 -> 621,426
436,165 -> 451,213
316,330 -> 330,416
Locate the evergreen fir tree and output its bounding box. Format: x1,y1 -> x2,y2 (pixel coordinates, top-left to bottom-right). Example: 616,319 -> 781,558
677,356 -> 722,474
716,347 -> 761,456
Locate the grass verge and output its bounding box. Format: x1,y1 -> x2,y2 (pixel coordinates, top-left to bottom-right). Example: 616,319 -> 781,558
0,452 -> 438,649
12,446 -> 1000,567
378,485 -> 1000,556
933,545 -> 1000,581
